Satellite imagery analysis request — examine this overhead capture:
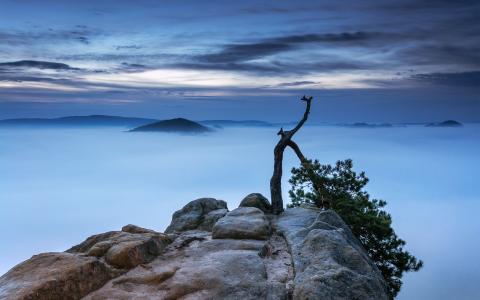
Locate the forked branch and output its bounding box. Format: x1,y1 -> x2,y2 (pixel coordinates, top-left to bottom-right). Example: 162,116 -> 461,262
288,95 -> 312,138
270,95 -> 314,214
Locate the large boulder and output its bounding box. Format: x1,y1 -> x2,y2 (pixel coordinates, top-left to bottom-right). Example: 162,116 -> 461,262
0,225 -> 172,300
239,193 -> 272,213
275,207 -> 389,300
68,227 -> 171,269
165,198 -> 228,233
212,207 -> 271,240
0,252 -> 119,300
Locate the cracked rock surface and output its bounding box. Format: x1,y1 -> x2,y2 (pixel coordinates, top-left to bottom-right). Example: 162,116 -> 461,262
0,195 -> 389,300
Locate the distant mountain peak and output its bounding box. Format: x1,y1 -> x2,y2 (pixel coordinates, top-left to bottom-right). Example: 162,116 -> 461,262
426,120 -> 462,127
129,118 -> 211,133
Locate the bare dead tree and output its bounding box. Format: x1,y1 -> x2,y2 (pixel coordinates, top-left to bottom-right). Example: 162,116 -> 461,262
270,95 -> 314,214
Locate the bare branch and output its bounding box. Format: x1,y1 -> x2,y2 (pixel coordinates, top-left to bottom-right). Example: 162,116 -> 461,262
287,95 -> 312,138
286,140 -> 307,163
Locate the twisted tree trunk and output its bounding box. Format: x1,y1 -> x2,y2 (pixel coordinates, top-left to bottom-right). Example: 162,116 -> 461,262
270,96 -> 313,214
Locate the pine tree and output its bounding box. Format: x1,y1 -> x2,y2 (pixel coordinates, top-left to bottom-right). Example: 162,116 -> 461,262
288,159 -> 423,298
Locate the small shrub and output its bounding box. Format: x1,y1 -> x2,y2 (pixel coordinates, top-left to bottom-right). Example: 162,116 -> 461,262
288,159 -> 423,298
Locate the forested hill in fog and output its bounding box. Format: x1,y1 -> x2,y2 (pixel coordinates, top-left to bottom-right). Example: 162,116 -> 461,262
0,115 -> 466,130
0,115 -> 156,127
0,115 -> 276,128
130,118 -> 211,133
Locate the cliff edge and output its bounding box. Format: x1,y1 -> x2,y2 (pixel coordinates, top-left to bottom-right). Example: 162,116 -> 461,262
0,194 -> 389,300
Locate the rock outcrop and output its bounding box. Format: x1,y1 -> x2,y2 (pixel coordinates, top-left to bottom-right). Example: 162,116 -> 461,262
212,207 -> 271,240
275,206 -> 388,299
66,226 -> 171,270
165,198 -> 228,233
0,225 -> 171,299
239,193 -> 272,213
0,195 -> 389,300
0,253 -> 117,300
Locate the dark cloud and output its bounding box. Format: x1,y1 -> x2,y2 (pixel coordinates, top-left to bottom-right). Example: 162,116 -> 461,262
241,0 -> 480,15
0,60 -> 78,70
0,75 -> 76,85
377,0 -> 480,11
409,71 -> 480,87
120,62 -> 147,68
197,43 -> 290,63
168,62 -> 281,73
0,72 -> 131,91
116,45 -> 142,50
67,35 -> 373,75
118,62 -> 150,72
274,81 -> 318,87
273,32 -> 372,44
362,71 -> 480,88
395,45 -> 480,68
57,53 -> 180,62
0,26 -> 100,46
197,32 -> 374,63
273,60 -> 369,72
241,5 -> 299,14
74,36 -> 90,44
168,59 -> 368,75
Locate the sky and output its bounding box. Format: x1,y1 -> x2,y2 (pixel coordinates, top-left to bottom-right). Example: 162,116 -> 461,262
0,0 -> 479,122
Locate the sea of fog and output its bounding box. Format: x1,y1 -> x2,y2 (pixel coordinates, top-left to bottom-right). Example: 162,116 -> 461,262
1,124 -> 479,299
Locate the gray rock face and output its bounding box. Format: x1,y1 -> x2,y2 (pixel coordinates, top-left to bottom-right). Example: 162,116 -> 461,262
212,207 -> 271,240
200,208 -> 229,231
0,199 -> 389,300
275,207 -> 389,300
0,252 -> 118,300
239,193 -> 272,213
165,198 -> 228,233
85,231 -> 276,300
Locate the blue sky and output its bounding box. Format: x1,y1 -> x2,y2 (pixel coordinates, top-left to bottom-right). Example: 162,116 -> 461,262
0,0 -> 479,122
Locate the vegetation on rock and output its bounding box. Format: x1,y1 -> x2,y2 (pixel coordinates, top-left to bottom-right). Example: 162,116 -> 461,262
288,159 -> 423,298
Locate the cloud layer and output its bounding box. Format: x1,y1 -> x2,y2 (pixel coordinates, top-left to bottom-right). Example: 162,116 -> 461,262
0,0 -> 478,119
